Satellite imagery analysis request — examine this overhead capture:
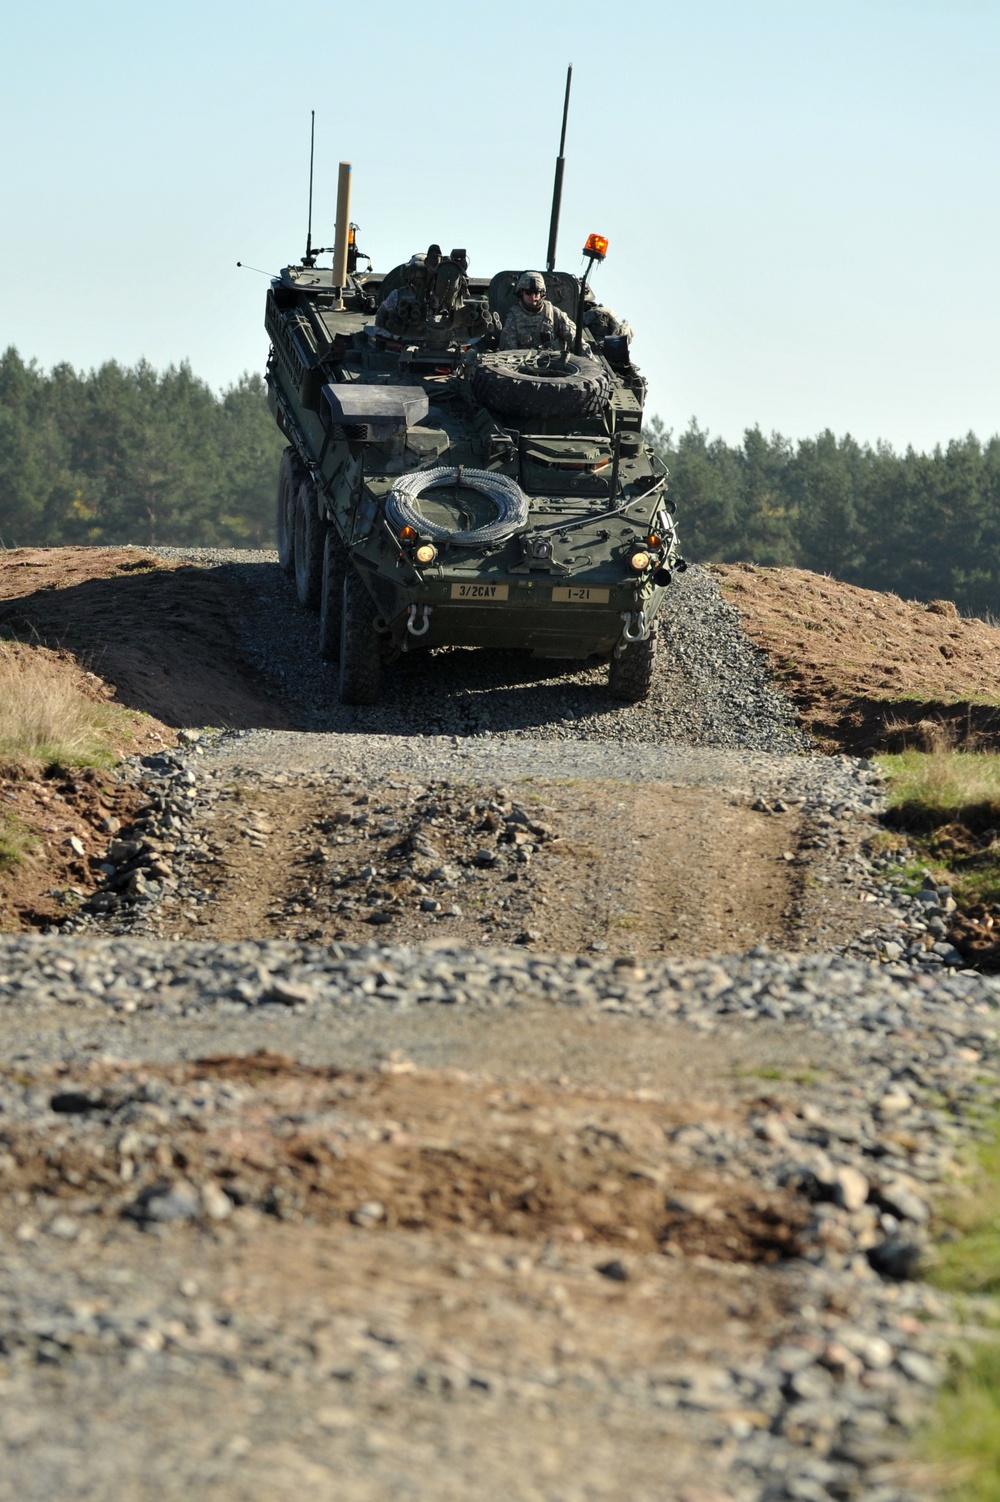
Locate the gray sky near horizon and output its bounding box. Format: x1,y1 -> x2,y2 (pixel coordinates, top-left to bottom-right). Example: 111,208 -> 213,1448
2,0 -> 997,452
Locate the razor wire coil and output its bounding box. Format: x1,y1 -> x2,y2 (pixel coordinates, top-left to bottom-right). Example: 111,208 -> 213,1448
386,466 -> 529,548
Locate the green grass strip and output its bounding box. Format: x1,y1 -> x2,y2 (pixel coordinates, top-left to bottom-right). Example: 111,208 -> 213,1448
925,1343 -> 1000,1501
921,1115 -> 1000,1499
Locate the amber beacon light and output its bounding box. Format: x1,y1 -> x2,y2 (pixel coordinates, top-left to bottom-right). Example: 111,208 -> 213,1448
573,232 -> 611,353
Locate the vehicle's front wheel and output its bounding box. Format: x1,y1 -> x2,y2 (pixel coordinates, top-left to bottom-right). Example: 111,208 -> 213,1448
338,568 -> 382,705
607,630 -> 658,703
293,479 -> 326,610
276,448 -> 301,575
319,529 -> 349,661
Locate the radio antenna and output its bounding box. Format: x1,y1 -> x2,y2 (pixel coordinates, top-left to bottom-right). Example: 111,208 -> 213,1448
545,65 -> 572,273
304,110 -> 317,267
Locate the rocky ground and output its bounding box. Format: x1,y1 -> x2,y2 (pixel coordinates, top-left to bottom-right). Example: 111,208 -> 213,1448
1,547 -> 999,1501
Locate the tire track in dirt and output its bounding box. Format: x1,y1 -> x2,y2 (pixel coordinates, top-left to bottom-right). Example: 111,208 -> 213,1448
153,772 -> 804,958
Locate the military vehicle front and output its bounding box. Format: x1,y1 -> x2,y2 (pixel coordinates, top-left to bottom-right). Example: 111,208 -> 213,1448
264,235 -> 683,705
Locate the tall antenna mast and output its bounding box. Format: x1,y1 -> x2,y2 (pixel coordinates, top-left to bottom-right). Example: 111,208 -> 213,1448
304,110 -> 316,266
545,66 -> 572,273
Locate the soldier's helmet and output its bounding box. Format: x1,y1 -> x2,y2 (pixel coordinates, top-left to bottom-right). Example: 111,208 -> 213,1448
404,253 -> 427,288
515,270 -> 546,296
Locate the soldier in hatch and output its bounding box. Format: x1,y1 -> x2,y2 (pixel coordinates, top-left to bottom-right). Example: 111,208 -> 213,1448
584,303 -> 632,343
500,271 -> 575,351
375,254 -> 427,336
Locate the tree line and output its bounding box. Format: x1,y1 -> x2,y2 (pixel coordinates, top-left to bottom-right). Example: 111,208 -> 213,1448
646,416 -> 1000,617
0,347 -> 284,549
2,345 -> 999,615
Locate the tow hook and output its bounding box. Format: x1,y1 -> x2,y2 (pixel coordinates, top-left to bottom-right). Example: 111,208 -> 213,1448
616,610 -> 649,653
406,603 -> 432,637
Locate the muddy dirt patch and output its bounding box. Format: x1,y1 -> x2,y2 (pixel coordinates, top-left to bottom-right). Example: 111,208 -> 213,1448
0,1051 -> 808,1263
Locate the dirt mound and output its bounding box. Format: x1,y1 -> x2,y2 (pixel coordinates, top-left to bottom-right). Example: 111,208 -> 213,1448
0,547 -> 290,730
0,637 -> 168,930
715,563 -> 1000,753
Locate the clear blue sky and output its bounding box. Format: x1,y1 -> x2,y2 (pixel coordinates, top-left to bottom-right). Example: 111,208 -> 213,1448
2,0 -> 997,450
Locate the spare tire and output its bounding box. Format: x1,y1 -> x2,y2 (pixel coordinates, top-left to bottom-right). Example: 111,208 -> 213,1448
471,350 -> 612,420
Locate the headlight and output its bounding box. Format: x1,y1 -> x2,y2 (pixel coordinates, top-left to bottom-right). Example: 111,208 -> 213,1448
629,551 -> 650,572
415,543 -> 437,565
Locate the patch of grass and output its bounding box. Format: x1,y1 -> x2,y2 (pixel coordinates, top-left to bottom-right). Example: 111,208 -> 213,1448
930,1117 -> 1000,1298
951,867 -> 1000,910
0,812 -> 36,872
879,748 -> 1000,825
927,1344 -> 1000,1501
0,644 -> 136,770
733,1064 -> 825,1085
866,828 -> 910,854
877,747 -> 1000,908
883,857 -> 944,897
919,1118 -> 1000,1498
0,1067 -> 39,1087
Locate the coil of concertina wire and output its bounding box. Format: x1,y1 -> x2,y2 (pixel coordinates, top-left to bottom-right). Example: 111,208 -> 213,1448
386,466 -> 529,548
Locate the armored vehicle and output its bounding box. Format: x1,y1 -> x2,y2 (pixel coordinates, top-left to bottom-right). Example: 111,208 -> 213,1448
263,155 -> 683,706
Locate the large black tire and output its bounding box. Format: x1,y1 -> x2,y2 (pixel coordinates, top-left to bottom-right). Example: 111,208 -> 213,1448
276,448 -> 302,575
608,630 -> 658,703
470,350 -> 612,420
338,568 -> 382,705
293,478 -> 326,611
318,528 -> 349,661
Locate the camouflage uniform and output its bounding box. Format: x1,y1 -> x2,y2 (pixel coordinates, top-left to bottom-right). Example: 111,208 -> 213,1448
500,298 -> 575,351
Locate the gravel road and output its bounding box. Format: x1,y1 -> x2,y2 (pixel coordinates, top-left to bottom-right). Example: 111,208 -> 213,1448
149,552 -> 810,751
2,552 -> 996,1502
